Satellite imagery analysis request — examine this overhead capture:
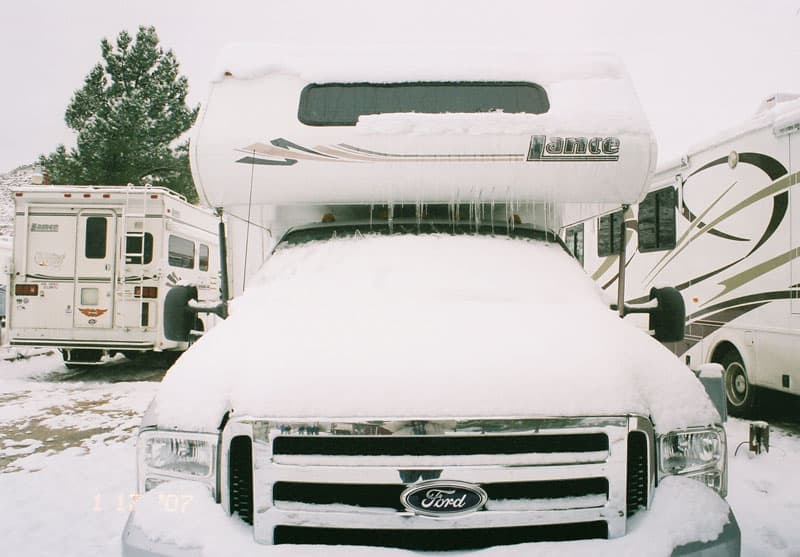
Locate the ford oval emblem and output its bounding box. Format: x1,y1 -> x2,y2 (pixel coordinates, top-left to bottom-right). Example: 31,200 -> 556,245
401,481 -> 487,517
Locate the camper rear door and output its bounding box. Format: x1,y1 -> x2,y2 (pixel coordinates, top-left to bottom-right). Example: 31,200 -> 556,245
74,210 -> 116,328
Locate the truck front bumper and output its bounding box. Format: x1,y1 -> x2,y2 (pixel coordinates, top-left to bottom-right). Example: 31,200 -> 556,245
121,478 -> 740,557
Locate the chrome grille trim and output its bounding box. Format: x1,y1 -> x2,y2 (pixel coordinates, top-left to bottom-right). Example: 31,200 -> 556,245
220,416 -> 655,547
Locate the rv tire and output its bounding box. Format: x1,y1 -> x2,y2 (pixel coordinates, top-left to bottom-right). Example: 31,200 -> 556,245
720,350 -> 757,417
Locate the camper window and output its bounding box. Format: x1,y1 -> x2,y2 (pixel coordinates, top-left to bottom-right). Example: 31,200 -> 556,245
638,186 -> 677,253
298,82 -> 550,126
85,217 -> 107,259
168,235 -> 195,269
565,223 -> 585,266
199,244 -> 209,272
597,210 -> 624,257
126,233 -> 154,264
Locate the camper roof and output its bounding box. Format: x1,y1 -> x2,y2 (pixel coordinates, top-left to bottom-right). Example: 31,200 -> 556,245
192,45 -> 656,207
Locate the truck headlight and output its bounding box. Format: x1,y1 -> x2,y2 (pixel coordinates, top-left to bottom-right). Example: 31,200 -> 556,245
137,429 -> 218,496
658,426 -> 726,496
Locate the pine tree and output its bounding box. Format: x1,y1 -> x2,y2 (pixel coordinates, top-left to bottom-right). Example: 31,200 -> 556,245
39,26 -> 199,201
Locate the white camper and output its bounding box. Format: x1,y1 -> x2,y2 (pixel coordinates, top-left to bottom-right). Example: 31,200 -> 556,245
8,185 -> 222,366
123,46 -> 739,556
562,93 -> 800,415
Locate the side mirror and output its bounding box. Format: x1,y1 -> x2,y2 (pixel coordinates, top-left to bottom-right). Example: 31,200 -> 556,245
164,285 -> 199,342
614,286 -> 686,342
648,286 -> 685,342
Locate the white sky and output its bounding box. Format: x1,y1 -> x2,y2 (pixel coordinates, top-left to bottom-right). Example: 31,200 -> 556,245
1,0 -> 799,173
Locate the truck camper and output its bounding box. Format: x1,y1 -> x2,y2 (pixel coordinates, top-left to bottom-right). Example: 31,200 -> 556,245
7,185 -> 222,366
123,46 -> 739,556
563,93 -> 800,416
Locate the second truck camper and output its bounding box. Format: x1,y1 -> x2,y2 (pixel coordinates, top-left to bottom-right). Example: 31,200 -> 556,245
7,185 -> 223,366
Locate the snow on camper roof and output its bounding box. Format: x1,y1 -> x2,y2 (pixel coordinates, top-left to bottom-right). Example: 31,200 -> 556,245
192,45 -> 656,207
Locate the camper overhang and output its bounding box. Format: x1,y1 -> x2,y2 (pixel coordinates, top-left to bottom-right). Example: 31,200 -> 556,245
191,46 -> 657,207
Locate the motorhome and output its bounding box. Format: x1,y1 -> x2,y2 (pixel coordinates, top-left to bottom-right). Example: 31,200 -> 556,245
123,46 -> 739,556
7,185 -> 222,366
562,94 -> 800,416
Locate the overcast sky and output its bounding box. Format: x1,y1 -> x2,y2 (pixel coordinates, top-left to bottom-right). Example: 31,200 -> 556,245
1,0 -> 799,173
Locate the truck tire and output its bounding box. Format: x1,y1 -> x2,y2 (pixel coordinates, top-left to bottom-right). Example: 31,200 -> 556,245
719,349 -> 757,417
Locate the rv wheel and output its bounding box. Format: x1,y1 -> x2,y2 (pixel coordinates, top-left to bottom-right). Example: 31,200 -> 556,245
720,351 -> 757,417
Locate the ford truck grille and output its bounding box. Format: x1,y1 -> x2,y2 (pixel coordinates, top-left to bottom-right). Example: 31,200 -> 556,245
222,417 -> 654,549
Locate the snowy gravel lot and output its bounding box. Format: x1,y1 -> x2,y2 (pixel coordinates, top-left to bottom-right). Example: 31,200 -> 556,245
0,353 -> 798,556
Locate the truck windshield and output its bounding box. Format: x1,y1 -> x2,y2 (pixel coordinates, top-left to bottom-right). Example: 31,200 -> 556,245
276,221 -> 568,252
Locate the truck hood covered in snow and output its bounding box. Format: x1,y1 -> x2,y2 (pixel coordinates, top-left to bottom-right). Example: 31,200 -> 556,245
153,234 -> 718,433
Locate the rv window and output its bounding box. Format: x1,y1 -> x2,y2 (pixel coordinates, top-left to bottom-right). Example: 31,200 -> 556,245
565,223 -> 585,267
85,217 -> 107,259
168,236 -> 195,269
299,82 -> 550,126
126,233 -> 154,264
638,187 -> 677,253
199,244 -> 209,272
597,210 -> 624,257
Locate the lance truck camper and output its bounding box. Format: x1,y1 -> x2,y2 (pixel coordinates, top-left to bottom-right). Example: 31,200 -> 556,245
8,185 -> 222,366
562,93 -> 800,417
122,46 -> 740,556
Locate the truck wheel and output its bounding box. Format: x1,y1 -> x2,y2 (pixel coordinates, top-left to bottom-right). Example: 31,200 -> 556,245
720,350 -> 757,417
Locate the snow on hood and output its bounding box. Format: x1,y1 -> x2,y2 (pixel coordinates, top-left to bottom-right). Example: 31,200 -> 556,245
153,234 -> 718,433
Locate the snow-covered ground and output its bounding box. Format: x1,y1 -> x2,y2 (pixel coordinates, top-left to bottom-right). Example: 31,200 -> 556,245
0,354 -> 798,556
0,353 -> 161,556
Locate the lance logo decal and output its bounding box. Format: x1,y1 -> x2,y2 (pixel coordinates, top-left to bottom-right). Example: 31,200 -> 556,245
526,135 -> 620,162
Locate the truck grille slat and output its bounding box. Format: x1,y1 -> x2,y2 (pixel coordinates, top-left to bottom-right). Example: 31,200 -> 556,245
274,522 -> 608,549
229,436 -> 254,525
273,478 -> 609,510
272,433 -> 608,456
626,431 -> 648,517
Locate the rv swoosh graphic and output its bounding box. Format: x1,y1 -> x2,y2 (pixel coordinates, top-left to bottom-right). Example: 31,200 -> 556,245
591,255 -> 618,281
683,152 -> 788,240
668,289 -> 797,355
705,247 -> 800,304
599,223 -> 638,289
643,181 -> 738,284
688,290 -> 797,322
236,137 -> 525,166
643,161 -> 796,290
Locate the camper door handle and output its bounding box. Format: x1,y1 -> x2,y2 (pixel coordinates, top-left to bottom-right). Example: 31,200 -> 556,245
105,264 -> 111,271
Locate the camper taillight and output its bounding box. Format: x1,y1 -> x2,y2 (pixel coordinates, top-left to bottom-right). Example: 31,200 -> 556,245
134,286 -> 158,298
15,284 -> 39,296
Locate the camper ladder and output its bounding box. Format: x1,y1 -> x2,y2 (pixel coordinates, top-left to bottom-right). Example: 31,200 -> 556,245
120,185 -> 149,330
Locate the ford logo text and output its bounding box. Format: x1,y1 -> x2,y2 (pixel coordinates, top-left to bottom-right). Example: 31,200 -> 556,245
401,481 -> 487,517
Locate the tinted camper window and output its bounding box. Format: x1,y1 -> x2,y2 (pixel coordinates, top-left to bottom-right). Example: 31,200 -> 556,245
199,244 -> 209,272
85,217 -> 107,259
565,223 -> 585,267
299,82 -> 550,126
168,236 -> 195,269
638,187 -> 677,252
598,210 -> 625,257
126,233 -> 154,264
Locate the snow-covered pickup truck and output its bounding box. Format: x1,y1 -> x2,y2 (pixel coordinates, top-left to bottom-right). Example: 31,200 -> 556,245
122,46 -> 739,555
122,217 -> 739,557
